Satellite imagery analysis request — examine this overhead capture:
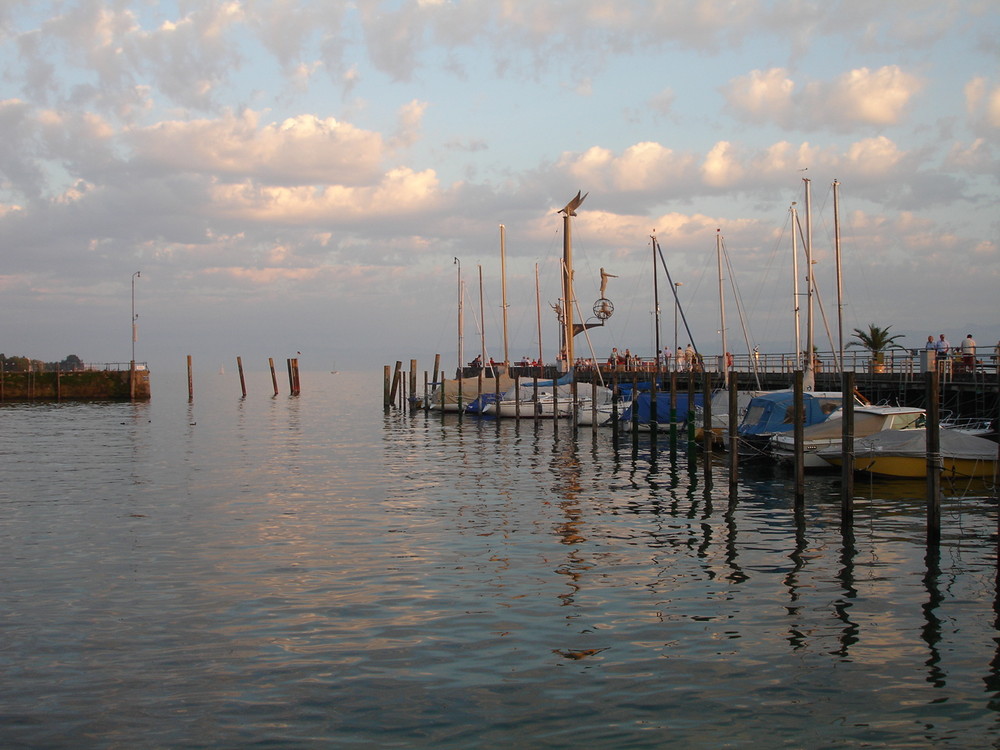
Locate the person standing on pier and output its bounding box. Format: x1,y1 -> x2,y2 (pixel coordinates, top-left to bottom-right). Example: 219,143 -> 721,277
935,333 -> 951,361
961,334 -> 977,369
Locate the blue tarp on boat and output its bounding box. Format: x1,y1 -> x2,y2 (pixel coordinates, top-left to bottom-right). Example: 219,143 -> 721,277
736,391 -> 843,436
620,391 -> 704,425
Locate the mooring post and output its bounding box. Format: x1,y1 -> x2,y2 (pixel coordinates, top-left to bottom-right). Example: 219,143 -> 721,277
669,372 -> 678,458
926,369 -> 941,544
128,360 -> 134,401
286,359 -> 294,395
432,354 -> 440,391
650,371 -> 658,441
794,370 -> 804,505
237,356 -> 247,398
409,359 -> 417,410
841,370 -> 855,525
686,375 -> 697,459
702,372 -> 713,488
187,355 -> 194,400
611,371 -> 620,450
423,371 -> 429,412
383,365 -> 390,408
269,358 -> 279,396
591,379 -> 598,433
388,360 -> 402,407
728,376 -> 739,487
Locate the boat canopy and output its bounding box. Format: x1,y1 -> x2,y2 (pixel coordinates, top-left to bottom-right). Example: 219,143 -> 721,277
846,428 -> 998,460
620,391 -> 704,425
737,390 -> 844,436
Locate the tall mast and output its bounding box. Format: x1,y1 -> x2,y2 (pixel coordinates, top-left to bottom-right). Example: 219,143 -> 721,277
791,202 -> 801,363
651,233 -> 661,372
478,264 -> 485,366
454,257 -> 463,372
833,179 -> 844,372
803,177 -> 815,391
500,224 -> 510,367
717,229 -> 727,387
535,262 -> 543,365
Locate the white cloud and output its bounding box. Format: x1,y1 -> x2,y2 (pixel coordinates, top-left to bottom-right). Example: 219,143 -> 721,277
724,65 -> 923,131
130,109 -> 385,185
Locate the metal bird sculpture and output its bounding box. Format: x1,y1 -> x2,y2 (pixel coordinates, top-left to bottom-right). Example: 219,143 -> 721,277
559,190 -> 588,216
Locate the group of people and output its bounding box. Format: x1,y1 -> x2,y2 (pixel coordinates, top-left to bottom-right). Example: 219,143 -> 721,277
924,333 -> 997,371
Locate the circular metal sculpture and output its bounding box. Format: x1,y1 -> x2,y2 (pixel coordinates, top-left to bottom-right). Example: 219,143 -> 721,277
593,298 -> 614,320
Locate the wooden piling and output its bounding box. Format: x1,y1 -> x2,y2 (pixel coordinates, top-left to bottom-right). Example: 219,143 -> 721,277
269,358 -> 279,396
728,377 -> 739,487
702,372 -> 713,488
187,355 -> 194,400
793,370 -> 804,505
669,372 -> 678,457
841,370 -> 855,524
926,369 -> 941,544
388,361 -> 402,406
409,360 -> 417,409
237,356 -> 247,398
432,354 -> 440,391
383,365 -> 391,408
287,359 -> 294,395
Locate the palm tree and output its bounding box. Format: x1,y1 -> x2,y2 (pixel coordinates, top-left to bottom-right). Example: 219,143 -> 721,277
847,323 -> 906,365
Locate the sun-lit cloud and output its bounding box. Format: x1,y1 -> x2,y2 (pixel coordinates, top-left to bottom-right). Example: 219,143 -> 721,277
723,65 -> 924,131
130,109 -> 385,185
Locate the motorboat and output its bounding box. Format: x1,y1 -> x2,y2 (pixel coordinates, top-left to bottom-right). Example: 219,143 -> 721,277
770,405 -> 925,468
817,428 -> 998,479
735,390 -> 859,459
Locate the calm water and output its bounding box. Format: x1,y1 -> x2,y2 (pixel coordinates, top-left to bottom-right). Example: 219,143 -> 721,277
1,370 -> 998,749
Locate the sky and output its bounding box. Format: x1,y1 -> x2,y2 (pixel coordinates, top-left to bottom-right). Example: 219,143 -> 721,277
0,0 -> 997,374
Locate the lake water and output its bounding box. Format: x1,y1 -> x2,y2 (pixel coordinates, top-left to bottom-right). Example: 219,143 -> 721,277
1,370 -> 998,749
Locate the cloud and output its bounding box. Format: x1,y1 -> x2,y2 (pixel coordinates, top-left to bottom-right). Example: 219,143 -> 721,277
723,65 -> 924,131
130,109 -> 386,185
965,76 -> 1000,130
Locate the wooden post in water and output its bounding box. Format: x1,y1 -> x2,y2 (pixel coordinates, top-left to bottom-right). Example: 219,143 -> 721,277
669,372 -> 678,457
841,371 -> 855,524
237,356 -> 247,398
432,354 -> 440,391
650,371 -> 658,441
728,376 -> 739,487
293,358 -> 301,395
409,359 -> 417,410
610,372 -> 620,449
383,365 -> 391,408
287,359 -> 294,395
388,361 -> 402,407
423,371 -> 429,412
702,372 -> 713,488
129,360 -> 135,401
269,358 -> 279,396
793,370 -> 805,505
686,375 -> 697,458
926,369 -> 941,544
591,379 -> 598,433
187,355 -> 194,400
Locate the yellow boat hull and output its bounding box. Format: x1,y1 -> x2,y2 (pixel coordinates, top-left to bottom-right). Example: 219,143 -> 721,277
825,454 -> 997,479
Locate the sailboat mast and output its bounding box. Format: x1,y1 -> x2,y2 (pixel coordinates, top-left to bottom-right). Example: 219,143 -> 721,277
478,264 -> 485,366
652,234 -> 661,371
717,229 -> 728,387
803,177 -> 815,391
535,262 -> 543,365
833,179 -> 844,372
454,257 -> 463,372
500,224 -> 510,367
791,202 -> 801,363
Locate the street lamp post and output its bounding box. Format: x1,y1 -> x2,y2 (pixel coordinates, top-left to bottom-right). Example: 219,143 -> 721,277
673,281 -> 683,368
131,271 -> 141,365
